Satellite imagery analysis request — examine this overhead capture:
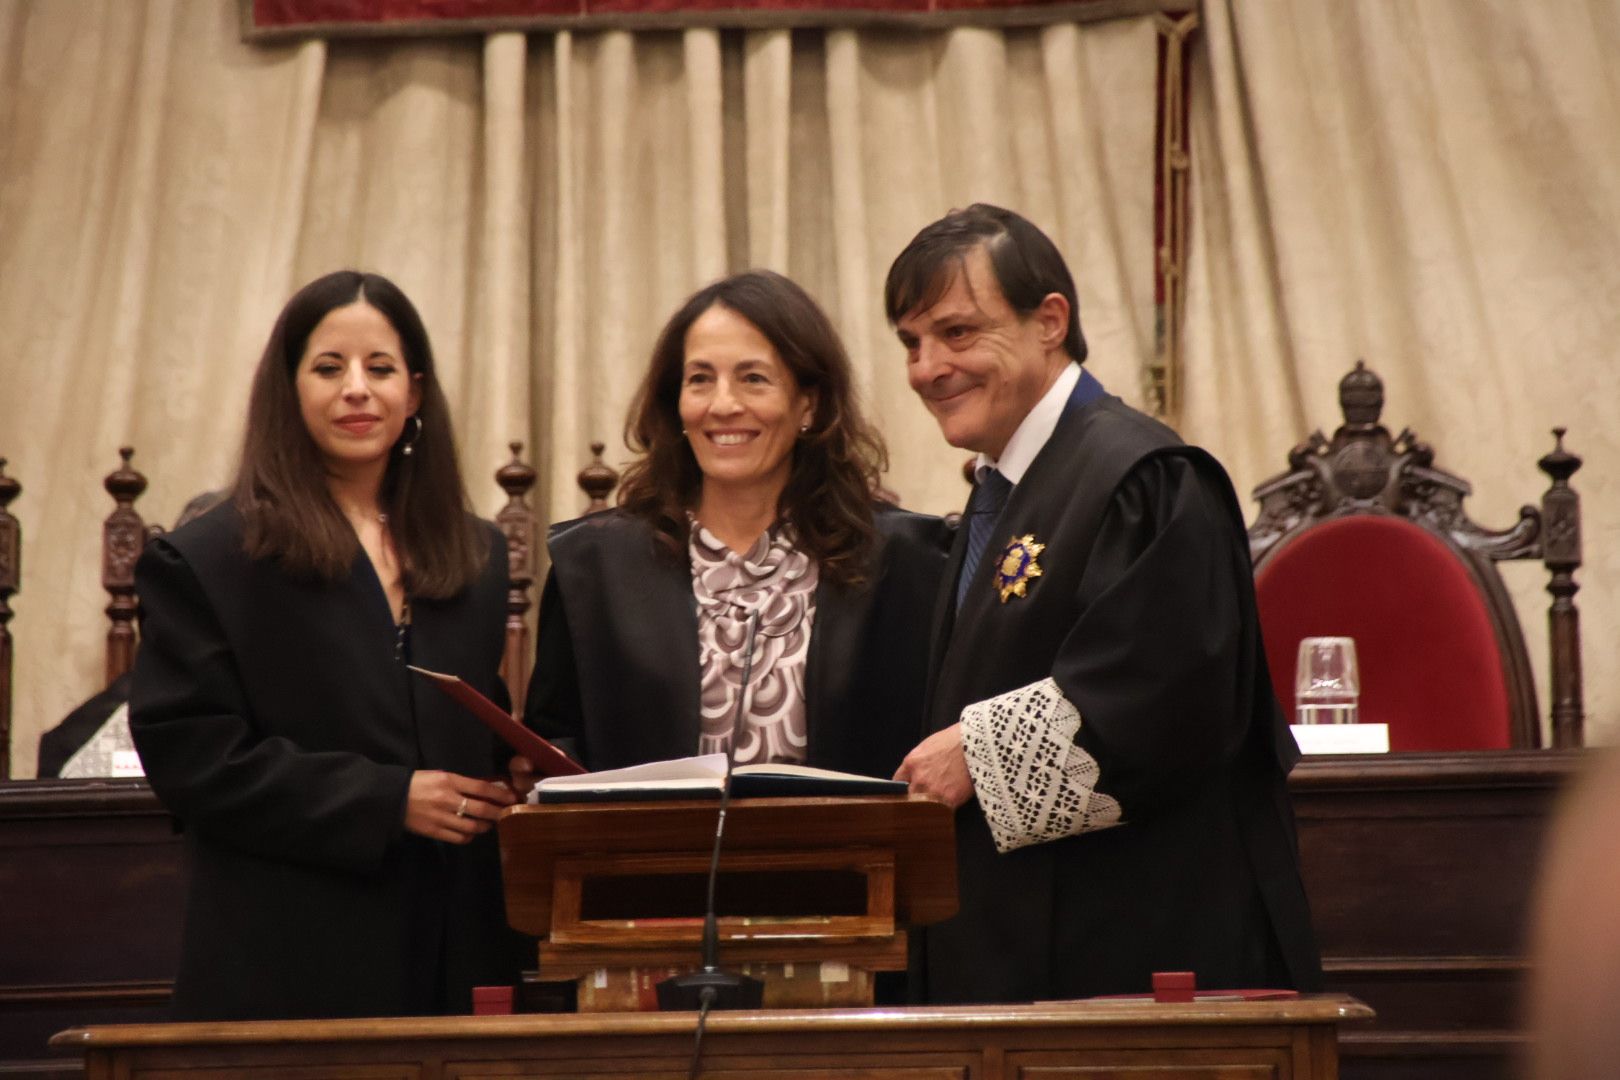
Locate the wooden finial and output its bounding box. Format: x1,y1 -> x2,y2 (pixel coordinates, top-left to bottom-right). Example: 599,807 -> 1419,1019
577,441 -> 619,513
0,458 -> 18,510
496,441 -> 538,501
1540,427 -> 1581,486
0,458 -> 19,588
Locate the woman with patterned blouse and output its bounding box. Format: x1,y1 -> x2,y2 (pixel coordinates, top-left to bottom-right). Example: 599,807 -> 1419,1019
523,271 -> 950,780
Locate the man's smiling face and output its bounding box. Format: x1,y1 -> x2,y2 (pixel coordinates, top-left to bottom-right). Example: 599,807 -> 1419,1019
895,245 -> 1068,460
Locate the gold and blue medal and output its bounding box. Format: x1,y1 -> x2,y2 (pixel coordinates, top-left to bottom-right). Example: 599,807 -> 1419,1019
994,534 -> 1045,603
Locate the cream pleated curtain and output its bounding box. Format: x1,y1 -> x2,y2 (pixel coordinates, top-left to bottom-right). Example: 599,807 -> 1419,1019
6,0 -> 1616,778
1181,0 -> 1620,746
523,21 -> 1159,517
0,0 -> 1157,777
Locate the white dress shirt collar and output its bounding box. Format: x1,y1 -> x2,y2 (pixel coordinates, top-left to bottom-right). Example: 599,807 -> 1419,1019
975,361 -> 1081,485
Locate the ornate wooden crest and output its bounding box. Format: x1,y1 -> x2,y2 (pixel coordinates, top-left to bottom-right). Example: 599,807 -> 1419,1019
1250,362 -> 1544,565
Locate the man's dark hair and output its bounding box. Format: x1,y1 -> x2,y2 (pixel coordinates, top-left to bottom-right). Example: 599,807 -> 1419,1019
884,203 -> 1087,363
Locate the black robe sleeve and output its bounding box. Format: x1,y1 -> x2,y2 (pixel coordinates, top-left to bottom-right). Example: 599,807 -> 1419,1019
1057,452 -> 1261,818
130,540 -> 413,875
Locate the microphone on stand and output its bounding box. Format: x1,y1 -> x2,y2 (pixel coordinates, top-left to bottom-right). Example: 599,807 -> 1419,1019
657,608 -> 766,1014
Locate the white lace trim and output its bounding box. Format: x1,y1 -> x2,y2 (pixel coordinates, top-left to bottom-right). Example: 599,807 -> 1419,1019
959,677 -> 1123,853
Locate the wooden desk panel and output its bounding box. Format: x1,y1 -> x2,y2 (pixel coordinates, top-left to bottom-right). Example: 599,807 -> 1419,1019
0,779 -> 183,1077
50,998 -> 1371,1080
1289,749 -> 1584,1080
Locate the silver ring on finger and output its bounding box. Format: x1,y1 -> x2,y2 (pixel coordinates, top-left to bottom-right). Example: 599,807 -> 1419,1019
456,796 -> 469,818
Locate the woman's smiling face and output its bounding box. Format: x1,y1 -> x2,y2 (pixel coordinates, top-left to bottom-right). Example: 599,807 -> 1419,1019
294,300 -> 420,478
678,302 -> 815,498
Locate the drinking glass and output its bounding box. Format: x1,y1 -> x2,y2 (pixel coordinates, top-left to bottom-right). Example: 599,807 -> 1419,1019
1295,636 -> 1360,725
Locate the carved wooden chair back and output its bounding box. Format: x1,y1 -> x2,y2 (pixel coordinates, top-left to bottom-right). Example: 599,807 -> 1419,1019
495,440 -> 621,710
1248,361 -> 1583,751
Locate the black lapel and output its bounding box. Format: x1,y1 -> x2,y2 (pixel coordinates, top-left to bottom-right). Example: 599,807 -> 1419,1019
804,573 -> 860,763
922,499 -> 973,729
648,545 -> 704,757
555,514 -> 705,761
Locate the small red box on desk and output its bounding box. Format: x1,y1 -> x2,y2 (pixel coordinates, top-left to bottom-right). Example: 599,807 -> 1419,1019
1095,972 -> 1301,1005
472,986 -> 514,1015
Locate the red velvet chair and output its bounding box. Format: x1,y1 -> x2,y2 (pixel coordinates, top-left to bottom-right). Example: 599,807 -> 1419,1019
1248,362 -> 1584,751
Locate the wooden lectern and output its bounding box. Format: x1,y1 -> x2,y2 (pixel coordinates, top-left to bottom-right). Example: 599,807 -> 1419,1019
497,794 -> 956,1010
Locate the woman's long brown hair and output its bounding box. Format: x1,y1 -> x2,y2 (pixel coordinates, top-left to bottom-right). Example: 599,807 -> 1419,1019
231,271 -> 484,598
616,270 -> 888,587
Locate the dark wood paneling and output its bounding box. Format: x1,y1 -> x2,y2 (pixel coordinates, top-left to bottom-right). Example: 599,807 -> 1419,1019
0,780 -> 182,1073
1289,749 -> 1583,1080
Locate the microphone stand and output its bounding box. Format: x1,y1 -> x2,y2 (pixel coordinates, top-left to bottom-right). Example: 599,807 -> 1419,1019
657,608 -> 766,1014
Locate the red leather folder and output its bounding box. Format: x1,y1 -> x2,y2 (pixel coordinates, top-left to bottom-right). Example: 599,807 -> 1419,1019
407,666 -> 586,777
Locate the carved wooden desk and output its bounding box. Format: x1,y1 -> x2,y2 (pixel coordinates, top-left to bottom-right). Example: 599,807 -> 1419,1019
51,997 -> 1371,1079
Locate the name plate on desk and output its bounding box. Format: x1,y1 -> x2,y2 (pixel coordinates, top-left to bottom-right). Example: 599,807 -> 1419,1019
1290,723 -> 1390,754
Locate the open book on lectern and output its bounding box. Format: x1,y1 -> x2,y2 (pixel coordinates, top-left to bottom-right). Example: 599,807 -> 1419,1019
529,751 -> 907,803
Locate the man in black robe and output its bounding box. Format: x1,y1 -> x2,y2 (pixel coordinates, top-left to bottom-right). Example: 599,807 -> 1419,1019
888,204 -> 1321,1004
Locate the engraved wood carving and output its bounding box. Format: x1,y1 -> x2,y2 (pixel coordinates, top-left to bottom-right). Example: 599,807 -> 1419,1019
0,459 -> 19,779
496,442 -> 538,715
102,448 -> 150,687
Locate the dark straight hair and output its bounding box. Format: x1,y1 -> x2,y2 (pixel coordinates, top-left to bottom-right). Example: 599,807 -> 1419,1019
616,270 -> 889,587
883,203 -> 1088,363
231,270 -> 485,598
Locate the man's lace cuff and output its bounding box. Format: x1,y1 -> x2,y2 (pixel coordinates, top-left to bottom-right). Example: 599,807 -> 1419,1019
959,677 -> 1123,854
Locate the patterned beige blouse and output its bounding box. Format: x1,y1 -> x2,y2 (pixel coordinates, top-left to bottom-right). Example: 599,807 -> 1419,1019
689,520 -> 818,766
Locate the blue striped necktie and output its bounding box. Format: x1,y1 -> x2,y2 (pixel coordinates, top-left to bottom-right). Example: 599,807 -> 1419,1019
956,467 -> 1014,610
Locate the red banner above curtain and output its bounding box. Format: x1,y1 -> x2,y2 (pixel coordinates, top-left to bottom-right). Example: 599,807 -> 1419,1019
242,0 -> 1190,40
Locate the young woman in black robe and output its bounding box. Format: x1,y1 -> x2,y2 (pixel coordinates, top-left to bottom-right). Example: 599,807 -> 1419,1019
131,271 -> 527,1021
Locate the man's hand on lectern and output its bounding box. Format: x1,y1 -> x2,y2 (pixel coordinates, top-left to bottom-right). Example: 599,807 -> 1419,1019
894,723 -> 975,809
